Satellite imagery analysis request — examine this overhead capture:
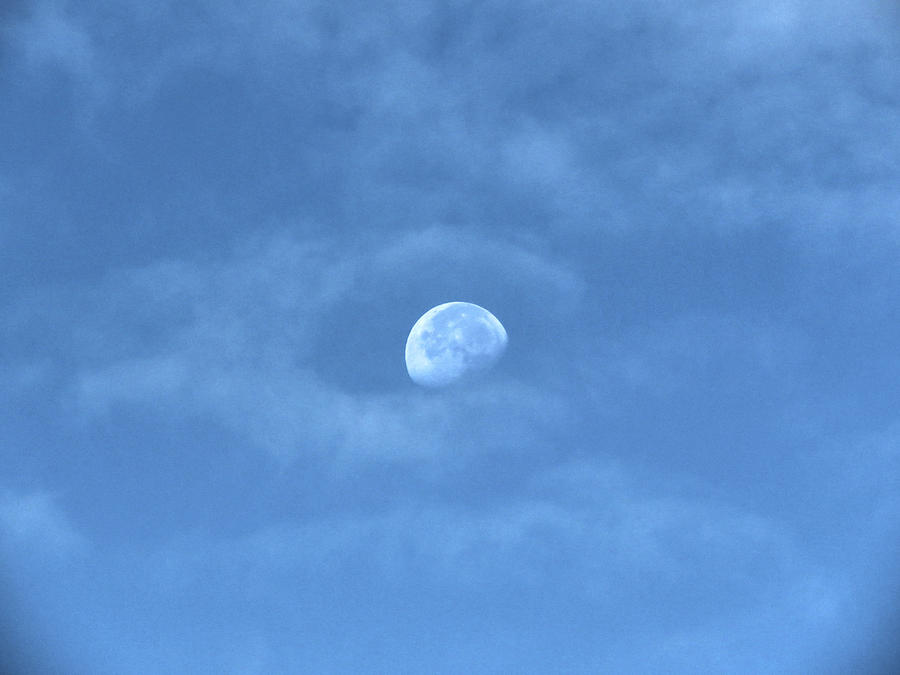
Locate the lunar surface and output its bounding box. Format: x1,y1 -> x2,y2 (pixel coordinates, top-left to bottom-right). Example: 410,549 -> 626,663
405,302 -> 508,387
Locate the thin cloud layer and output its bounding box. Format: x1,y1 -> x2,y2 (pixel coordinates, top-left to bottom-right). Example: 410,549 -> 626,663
43,454 -> 840,672
47,228 -> 578,464
4,0 -> 896,260
2,0 -> 899,672
0,491 -> 87,557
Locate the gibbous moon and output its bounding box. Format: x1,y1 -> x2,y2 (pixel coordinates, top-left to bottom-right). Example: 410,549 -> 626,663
405,302 -> 508,387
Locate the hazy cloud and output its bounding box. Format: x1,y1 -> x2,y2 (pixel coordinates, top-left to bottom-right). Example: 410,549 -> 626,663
2,0 -> 898,670
41,228 -> 581,464
0,491 -> 87,556
129,454 -> 801,612
6,2 -> 95,77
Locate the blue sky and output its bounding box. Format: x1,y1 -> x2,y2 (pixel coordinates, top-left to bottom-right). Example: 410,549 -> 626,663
2,1 -> 899,672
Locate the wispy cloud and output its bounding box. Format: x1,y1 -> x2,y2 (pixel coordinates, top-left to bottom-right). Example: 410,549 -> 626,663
2,0 -> 896,266
2,2 -> 898,669
11,229 -> 577,464
820,422 -> 900,538
0,490 -> 87,557
6,2 -> 95,76
107,452 -> 813,659
596,572 -> 848,672
3,0 -> 108,115
599,313 -> 807,394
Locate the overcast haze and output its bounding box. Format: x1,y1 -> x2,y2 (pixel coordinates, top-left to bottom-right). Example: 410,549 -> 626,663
2,1 -> 900,672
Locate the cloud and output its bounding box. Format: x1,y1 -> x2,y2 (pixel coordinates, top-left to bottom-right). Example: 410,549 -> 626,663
596,572 -> 848,673
565,310 -> 809,439
820,422 -> 900,542
600,312 -> 806,393
4,1 -> 100,86
369,225 -> 585,314
0,490 -> 87,557
4,0 -> 897,249
1,2 -> 897,671
105,452 -> 809,656
9,228 -> 579,464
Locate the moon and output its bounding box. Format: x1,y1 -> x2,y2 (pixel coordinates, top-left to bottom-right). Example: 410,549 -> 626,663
405,302 -> 508,387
